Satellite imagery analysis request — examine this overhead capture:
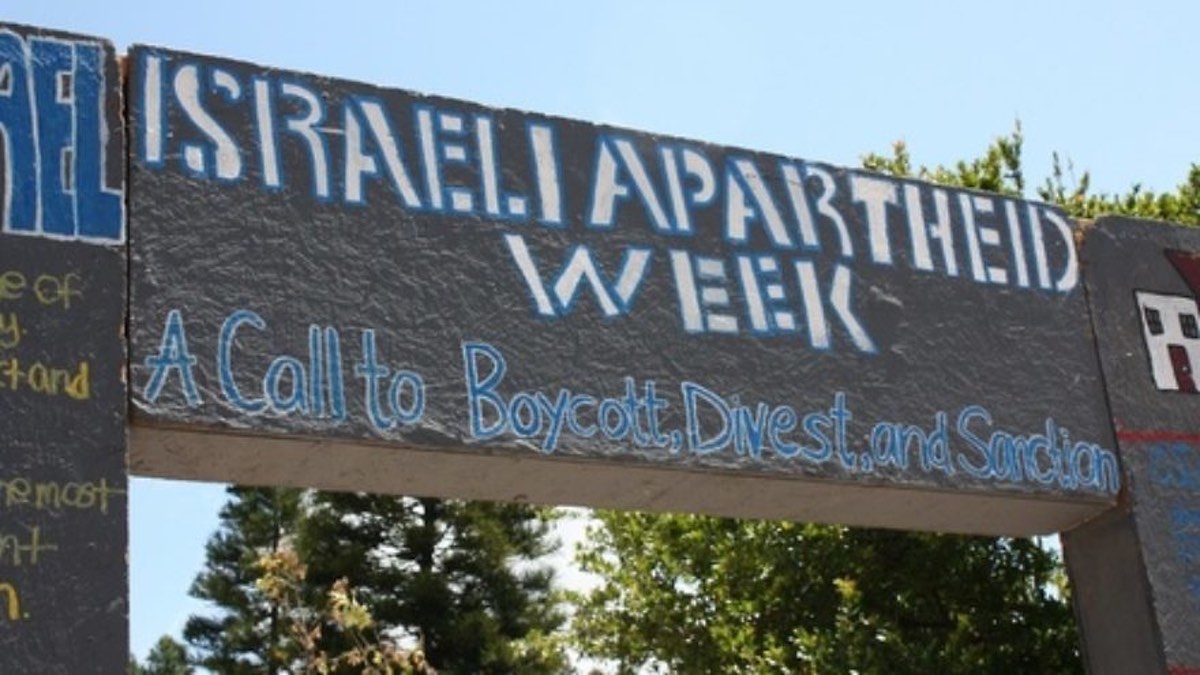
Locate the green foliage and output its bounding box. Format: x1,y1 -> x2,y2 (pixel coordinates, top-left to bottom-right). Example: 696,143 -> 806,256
185,488 -> 568,674
298,494 -> 569,675
184,486 -> 304,674
863,121 -> 1200,225
572,513 -> 844,674
129,635 -> 193,675
573,513 -> 1079,675
795,530 -> 1078,674
254,548 -> 434,674
862,125 -> 1025,197
1039,155 -> 1200,225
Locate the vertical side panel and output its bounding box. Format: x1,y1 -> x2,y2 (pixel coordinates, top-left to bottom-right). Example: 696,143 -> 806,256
1068,217 -> 1200,674
1062,506 -> 1165,674
0,22 -> 127,674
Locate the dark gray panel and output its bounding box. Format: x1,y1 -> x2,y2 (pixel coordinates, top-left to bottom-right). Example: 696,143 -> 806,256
1071,217 -> 1200,673
0,22 -> 127,675
128,46 -> 1116,530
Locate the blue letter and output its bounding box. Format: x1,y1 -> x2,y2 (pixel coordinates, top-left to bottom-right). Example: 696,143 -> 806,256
955,405 -> 993,479
830,392 -> 854,469
388,370 -> 425,425
463,342 -> 508,440
264,356 -> 308,414
682,381 -> 731,454
143,309 -> 200,406
354,330 -> 393,431
217,309 -> 267,413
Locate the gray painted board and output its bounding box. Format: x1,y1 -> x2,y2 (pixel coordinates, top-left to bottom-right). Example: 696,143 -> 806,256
127,45 -> 1117,534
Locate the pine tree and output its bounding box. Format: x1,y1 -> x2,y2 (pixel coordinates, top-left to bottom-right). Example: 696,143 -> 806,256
184,487 -> 568,674
183,486 -> 303,674
298,493 -> 569,674
130,635 -> 193,675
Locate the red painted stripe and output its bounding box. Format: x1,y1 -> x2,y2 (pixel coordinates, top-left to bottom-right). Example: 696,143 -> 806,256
1168,666 -> 1200,675
1115,429 -> 1200,444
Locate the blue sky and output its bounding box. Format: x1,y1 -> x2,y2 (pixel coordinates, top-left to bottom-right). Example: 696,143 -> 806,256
6,0 -> 1200,662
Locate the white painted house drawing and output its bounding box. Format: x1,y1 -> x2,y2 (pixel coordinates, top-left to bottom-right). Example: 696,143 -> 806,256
1136,291 -> 1200,392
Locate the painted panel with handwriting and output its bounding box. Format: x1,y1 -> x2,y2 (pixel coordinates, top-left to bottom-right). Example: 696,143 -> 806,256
128,45 -> 1117,534
1066,217 -> 1200,674
0,22 -> 127,675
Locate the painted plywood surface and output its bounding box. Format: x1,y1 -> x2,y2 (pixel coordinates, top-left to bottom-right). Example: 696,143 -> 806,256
127,45 -> 1117,535
1071,217 -> 1200,673
0,22 -> 127,675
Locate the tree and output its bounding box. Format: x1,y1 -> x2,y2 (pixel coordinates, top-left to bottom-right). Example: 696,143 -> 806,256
183,486 -> 304,673
571,126 -> 1200,674
860,122 -> 1200,225
297,492 -> 569,675
130,635 -> 194,675
573,513 -> 1078,674
254,547 -> 436,674
184,487 -> 568,674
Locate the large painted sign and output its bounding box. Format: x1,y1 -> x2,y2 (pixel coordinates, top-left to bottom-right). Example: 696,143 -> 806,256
127,45 -> 1118,535
1065,217 -> 1200,675
0,23 -> 127,674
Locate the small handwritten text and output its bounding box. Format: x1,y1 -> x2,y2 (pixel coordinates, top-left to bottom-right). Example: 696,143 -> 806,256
0,526 -> 57,566
0,356 -> 89,399
0,582 -> 23,621
0,270 -> 84,309
462,341 -> 1121,494
1,476 -> 125,515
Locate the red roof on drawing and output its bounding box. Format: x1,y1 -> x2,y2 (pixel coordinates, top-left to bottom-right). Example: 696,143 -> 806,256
1167,249 -> 1200,298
